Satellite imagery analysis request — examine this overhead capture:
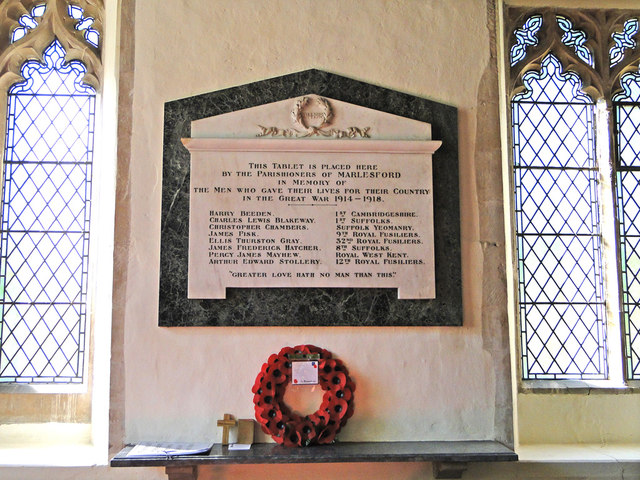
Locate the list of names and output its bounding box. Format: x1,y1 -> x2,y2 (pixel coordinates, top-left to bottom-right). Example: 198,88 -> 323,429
185,140 -> 438,299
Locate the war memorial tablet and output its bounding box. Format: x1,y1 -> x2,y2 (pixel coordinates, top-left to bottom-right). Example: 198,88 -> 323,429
182,95 -> 441,299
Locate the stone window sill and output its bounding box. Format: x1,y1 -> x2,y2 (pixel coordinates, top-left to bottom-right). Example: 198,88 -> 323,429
519,380 -> 640,394
516,443 -> 640,463
0,423 -> 107,467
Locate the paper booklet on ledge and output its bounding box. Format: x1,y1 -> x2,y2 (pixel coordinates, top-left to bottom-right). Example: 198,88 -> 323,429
125,442 -> 213,458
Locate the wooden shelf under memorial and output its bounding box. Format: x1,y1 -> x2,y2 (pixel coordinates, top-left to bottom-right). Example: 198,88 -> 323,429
111,440 -> 518,479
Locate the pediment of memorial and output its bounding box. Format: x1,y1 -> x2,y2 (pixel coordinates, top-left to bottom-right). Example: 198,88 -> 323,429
191,94 -> 433,141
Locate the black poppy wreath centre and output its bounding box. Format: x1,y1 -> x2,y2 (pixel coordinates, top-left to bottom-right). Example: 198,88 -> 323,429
252,344 -> 355,447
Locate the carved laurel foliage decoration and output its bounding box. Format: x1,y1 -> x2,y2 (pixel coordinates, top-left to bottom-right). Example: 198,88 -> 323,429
508,7 -> 640,101
0,0 -> 103,92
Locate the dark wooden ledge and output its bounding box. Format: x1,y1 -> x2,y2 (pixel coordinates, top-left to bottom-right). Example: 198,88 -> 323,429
111,440 -> 517,479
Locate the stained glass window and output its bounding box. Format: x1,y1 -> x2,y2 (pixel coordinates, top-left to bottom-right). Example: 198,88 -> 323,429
68,5 -> 99,48
614,72 -> 640,380
510,10 -> 640,383
0,40 -> 95,383
512,54 -> 607,379
556,15 -> 594,67
510,14 -> 542,66
610,19 -> 639,68
10,4 -> 46,43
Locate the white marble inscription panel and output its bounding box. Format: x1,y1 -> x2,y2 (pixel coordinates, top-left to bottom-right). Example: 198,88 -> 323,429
182,95 -> 441,299
184,138 -> 440,299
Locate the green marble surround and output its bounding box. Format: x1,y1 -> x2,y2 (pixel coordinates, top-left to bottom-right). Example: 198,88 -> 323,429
160,70 -> 460,326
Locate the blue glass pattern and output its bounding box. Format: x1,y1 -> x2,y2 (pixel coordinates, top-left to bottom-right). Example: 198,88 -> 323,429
610,18 -> 639,68
614,70 -> 640,103
510,14 -> 543,66
513,54 -> 592,107
557,15 -> 594,67
68,5 -> 99,48
10,4 -> 46,44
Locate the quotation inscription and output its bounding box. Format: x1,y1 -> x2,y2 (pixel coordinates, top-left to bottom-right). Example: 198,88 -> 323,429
184,138 -> 440,299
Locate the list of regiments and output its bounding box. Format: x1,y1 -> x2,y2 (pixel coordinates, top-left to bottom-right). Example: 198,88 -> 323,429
185,140 -> 439,299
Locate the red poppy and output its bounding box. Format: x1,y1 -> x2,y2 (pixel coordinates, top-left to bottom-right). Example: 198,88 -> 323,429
329,398 -> 348,420
283,427 -> 302,447
295,419 -> 316,443
316,423 -> 339,444
258,376 -> 277,395
328,371 -> 347,389
318,347 -> 331,359
268,353 -> 280,364
294,344 -> 312,355
319,396 -> 332,415
272,416 -> 288,434
258,405 -> 284,423
276,354 -> 292,374
254,410 -> 267,426
279,346 -> 296,358
307,412 -> 327,428
319,358 -> 337,379
330,387 -> 352,402
271,367 -> 287,384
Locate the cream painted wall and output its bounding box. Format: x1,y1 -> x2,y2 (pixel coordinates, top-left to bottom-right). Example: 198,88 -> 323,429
4,1 -> 640,479
123,0 -> 506,447
518,393 -> 640,444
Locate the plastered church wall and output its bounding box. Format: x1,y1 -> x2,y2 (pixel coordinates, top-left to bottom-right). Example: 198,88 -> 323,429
121,0 -> 509,449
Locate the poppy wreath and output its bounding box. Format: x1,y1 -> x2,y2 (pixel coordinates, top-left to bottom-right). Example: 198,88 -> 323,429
252,344 -> 355,447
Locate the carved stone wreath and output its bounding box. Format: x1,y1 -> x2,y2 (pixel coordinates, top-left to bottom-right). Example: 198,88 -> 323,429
252,344 -> 356,447
291,95 -> 334,131
257,95 -> 371,139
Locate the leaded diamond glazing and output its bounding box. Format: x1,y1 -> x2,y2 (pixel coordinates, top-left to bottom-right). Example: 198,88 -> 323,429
0,40 -> 95,384
614,77 -> 640,380
512,54 -> 607,380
